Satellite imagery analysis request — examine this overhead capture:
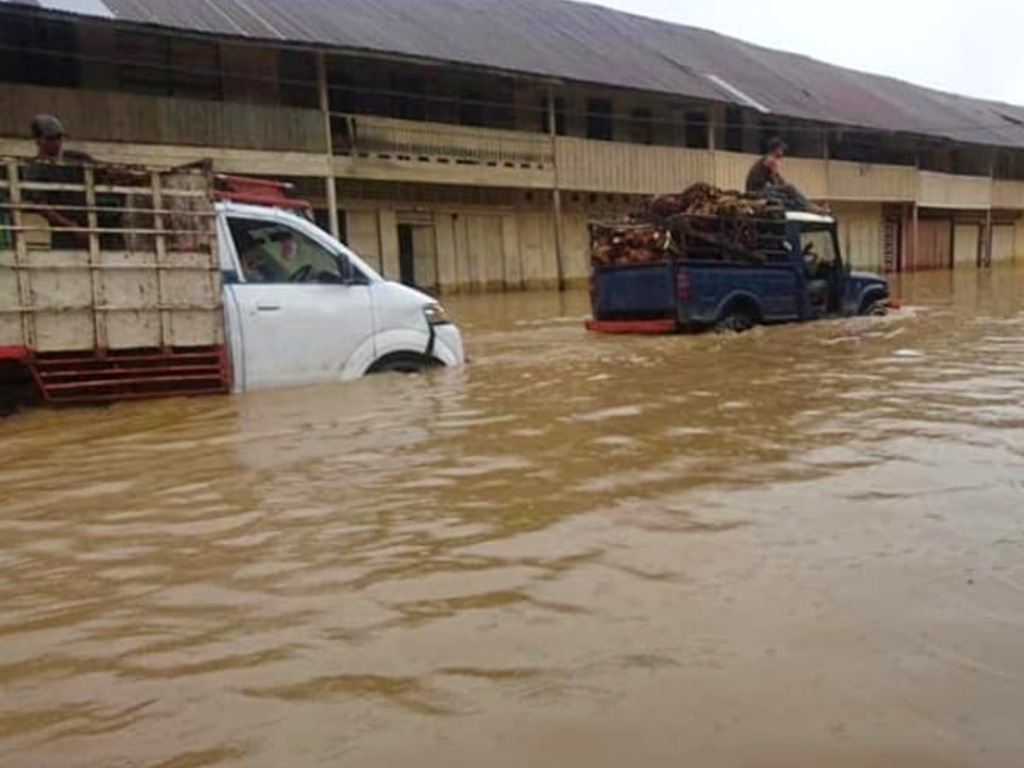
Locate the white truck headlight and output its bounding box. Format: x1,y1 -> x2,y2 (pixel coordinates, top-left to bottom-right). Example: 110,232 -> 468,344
424,303 -> 451,326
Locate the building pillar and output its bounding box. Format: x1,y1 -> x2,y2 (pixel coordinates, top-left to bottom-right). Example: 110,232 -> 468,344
316,52 -> 340,239
910,203 -> 919,273
983,208 -> 993,267
814,128 -> 827,206
983,149 -> 995,267
548,85 -> 566,291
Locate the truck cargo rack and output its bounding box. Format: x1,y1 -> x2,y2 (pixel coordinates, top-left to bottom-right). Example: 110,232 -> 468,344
1,155 -> 229,409
589,211 -> 794,269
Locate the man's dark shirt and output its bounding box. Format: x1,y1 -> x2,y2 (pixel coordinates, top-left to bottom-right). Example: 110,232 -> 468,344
22,150 -> 93,249
745,157 -> 772,193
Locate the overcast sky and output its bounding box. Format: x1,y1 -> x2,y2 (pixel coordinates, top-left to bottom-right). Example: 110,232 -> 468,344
586,0 -> 1024,106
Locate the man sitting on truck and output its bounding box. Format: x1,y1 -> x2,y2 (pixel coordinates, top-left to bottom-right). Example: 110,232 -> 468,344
745,137 -> 829,214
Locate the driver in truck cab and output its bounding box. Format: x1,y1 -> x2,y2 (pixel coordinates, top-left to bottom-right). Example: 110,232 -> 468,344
236,231 -> 288,283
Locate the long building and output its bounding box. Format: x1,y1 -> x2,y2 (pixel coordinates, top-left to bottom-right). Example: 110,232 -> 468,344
2,0 -> 1023,293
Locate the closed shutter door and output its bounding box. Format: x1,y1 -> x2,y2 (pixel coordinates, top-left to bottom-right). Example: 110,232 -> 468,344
953,224 -> 979,267
992,225 -> 1016,264
847,215 -> 882,271
839,215 -> 880,272
917,220 -> 952,270
463,215 -> 505,290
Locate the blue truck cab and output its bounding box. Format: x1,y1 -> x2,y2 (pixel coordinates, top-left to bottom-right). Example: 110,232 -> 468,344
589,211 -> 891,333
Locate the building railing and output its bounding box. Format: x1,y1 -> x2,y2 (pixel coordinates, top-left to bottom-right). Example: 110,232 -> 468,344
826,160 -> 918,202
332,113 -> 553,169
992,180 -> 1024,210
554,137 -> 713,194
918,171 -> 993,209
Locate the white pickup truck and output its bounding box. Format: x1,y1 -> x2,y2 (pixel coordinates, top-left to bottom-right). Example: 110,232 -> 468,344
0,158 -> 464,409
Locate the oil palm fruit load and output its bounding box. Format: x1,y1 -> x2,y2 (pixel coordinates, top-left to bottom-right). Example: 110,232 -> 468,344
590,183 -> 787,267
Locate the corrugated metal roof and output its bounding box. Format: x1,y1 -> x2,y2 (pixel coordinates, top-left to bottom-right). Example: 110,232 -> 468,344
5,0 -> 1024,149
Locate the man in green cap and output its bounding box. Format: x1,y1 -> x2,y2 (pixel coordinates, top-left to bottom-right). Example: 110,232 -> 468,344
23,114 -> 95,248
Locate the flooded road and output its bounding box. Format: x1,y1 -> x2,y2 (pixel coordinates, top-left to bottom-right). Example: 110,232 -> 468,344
2,267 -> 1024,768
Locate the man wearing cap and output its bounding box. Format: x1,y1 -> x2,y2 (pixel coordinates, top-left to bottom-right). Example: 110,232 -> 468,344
745,136 -> 827,214
23,114 -> 95,248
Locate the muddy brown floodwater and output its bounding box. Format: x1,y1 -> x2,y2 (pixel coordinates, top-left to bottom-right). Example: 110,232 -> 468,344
2,268 -> 1024,768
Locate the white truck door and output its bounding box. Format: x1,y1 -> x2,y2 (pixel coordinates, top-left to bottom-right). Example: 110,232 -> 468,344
223,214 -> 375,391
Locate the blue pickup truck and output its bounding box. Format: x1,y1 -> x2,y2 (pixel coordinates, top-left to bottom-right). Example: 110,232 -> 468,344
587,211 -> 892,333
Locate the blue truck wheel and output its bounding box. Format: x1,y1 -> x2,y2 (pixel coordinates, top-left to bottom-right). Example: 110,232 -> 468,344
714,308 -> 756,333
861,297 -> 889,316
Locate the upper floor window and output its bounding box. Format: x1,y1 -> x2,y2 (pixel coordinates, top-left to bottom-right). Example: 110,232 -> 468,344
629,108 -> 654,145
724,107 -> 744,152
685,111 -> 709,149
117,31 -> 220,100
586,98 -> 614,141
539,96 -> 566,135
0,14 -> 80,88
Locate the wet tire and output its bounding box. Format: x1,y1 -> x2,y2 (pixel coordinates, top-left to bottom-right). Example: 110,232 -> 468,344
367,353 -> 434,375
0,362 -> 34,418
714,308 -> 756,334
0,396 -> 16,420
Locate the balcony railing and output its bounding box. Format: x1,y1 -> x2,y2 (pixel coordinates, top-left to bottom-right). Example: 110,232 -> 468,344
333,113 -> 553,169
992,180 -> 1024,210
554,137 -> 713,194
826,160 -> 918,202
918,171 -> 992,209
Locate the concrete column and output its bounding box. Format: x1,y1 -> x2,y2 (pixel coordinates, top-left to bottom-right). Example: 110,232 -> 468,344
316,52 -> 340,238
822,129 -> 830,204
983,209 -> 993,267
910,203 -> 919,273
984,149 -> 995,267
548,85 -> 566,291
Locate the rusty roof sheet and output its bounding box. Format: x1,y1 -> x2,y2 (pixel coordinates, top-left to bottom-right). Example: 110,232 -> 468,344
5,0 -> 1024,149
